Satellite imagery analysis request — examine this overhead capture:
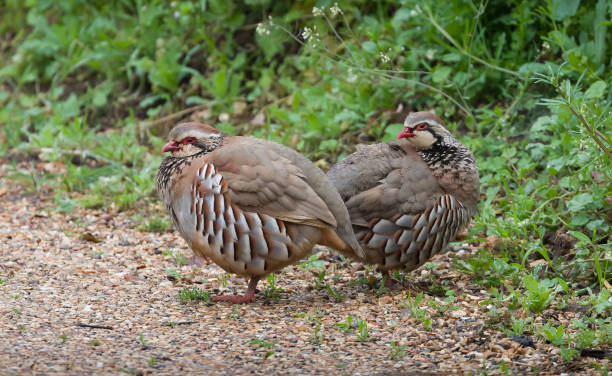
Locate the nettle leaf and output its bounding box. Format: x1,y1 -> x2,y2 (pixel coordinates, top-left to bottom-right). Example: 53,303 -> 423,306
558,176 -> 572,188
383,123 -> 403,142
570,214 -> 590,227
362,41 -> 377,54
587,219 -> 608,233
567,193 -> 594,212
519,62 -> 557,75
547,156 -> 567,174
531,115 -> 555,133
432,66 -> 452,83
391,8 -> 413,30
552,0 -> 580,21
584,80 -> 607,99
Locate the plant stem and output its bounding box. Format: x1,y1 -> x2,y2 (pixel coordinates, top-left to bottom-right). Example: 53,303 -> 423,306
423,6 -> 522,78
553,85 -> 612,161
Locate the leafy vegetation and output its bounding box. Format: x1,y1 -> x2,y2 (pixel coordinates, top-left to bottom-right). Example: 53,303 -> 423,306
1,0 -> 610,364
402,292 -> 433,330
178,287 -> 211,304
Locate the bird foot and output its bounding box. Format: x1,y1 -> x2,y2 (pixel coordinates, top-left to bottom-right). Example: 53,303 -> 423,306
379,271 -> 400,290
186,255 -> 207,266
212,277 -> 259,303
212,291 -> 256,303
382,276 -> 399,290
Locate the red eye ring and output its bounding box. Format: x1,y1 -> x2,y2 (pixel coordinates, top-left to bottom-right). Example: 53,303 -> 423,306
415,122 -> 428,131
182,137 -> 196,145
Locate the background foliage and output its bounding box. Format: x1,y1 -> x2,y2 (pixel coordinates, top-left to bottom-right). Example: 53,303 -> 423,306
1,0 -> 610,366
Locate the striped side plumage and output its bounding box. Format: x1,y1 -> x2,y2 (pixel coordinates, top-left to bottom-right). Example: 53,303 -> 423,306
189,163 -> 296,275
357,195 -> 469,271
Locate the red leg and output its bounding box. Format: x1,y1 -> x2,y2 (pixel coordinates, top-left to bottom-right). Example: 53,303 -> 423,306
380,270 -> 398,289
212,277 -> 259,303
187,255 -> 207,266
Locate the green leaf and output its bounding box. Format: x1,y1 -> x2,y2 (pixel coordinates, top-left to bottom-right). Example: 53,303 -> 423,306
212,69 -> 228,98
593,0 -> 608,65
432,66 -> 452,84
391,8 -> 413,30
584,80 -> 607,99
547,156 -> 566,174
552,0 -> 580,21
531,115 -> 554,132
362,41 -> 377,54
383,123 -> 404,142
587,220 -> 608,233
570,214 -> 590,227
568,230 -> 592,244
566,193 -> 593,212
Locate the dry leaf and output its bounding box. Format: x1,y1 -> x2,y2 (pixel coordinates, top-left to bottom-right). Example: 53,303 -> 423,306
81,232 -> 100,243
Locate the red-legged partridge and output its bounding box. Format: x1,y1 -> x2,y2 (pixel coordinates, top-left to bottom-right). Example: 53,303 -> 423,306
327,112 -> 480,283
157,122 -> 363,303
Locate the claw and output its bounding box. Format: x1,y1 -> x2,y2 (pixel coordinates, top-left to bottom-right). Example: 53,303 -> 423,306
211,276 -> 259,304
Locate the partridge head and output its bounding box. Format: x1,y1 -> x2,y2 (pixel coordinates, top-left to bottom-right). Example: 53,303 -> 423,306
327,112 -> 480,285
157,122 -> 363,302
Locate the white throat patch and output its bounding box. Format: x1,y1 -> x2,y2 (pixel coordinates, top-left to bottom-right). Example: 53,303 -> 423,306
409,130 -> 437,149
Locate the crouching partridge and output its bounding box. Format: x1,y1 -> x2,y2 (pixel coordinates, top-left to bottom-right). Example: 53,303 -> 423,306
327,112 -> 480,283
157,122 -> 363,303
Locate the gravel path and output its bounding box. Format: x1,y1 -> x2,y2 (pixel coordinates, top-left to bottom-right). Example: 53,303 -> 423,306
0,183 -> 606,375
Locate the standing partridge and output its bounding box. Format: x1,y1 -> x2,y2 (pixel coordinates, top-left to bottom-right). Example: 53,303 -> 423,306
157,122 -> 363,303
327,112 -> 480,283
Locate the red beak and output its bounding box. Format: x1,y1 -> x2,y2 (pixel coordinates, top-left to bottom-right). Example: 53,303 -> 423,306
161,141 -> 179,153
397,128 -> 415,139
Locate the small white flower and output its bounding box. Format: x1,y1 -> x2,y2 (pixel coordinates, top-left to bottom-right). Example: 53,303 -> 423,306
312,6 -> 324,17
173,11 -> 180,19
330,3 -> 342,17
379,52 -> 390,63
301,27 -> 313,41
219,113 -> 230,122
170,1 -> 176,7
256,23 -> 270,36
346,68 -> 358,83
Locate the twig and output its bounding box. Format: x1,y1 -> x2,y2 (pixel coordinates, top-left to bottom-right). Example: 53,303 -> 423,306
580,348 -> 612,359
165,321 -> 197,327
358,69 -> 475,119
528,192 -> 572,221
137,104 -> 209,134
76,323 -> 113,330
172,321 -> 197,325
27,148 -> 110,166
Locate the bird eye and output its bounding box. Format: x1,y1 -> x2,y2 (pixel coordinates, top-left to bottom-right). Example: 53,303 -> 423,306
415,123 -> 428,131
182,137 -> 196,145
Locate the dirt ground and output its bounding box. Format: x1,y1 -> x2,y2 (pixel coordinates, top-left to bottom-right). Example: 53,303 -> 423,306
0,181 -> 607,375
